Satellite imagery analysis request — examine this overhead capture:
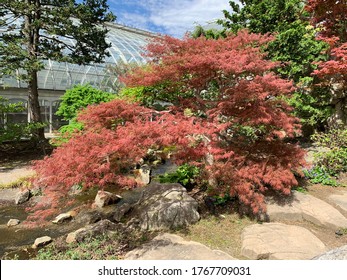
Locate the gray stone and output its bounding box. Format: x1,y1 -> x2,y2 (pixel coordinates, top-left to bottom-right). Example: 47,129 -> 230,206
32,236 -> 52,248
94,190 -> 122,208
130,183 -> 200,230
74,210 -> 103,225
266,191 -> 347,229
241,223 -> 326,260
52,211 -> 75,224
15,189 -> 30,204
125,233 -> 235,260
312,245 -> 347,260
66,219 -> 121,244
7,219 -> 20,227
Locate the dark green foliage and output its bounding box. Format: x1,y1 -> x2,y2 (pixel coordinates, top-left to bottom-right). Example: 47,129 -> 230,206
159,164 -> 200,189
52,84 -> 115,146
56,84 -> 116,121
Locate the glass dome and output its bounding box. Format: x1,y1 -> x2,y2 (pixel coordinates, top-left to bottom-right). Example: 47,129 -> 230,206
1,22 -> 156,92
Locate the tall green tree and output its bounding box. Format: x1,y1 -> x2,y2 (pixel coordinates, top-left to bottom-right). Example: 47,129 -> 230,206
217,0 -> 330,133
0,0 -> 115,139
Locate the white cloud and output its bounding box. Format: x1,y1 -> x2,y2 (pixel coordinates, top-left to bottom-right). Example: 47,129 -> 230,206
148,0 -> 234,37
111,0 -> 238,37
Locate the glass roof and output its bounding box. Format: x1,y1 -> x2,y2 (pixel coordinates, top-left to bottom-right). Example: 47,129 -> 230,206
1,23 -> 156,92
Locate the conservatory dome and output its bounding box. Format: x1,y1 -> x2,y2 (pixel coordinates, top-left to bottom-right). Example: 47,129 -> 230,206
0,23 -> 157,133
0,22 -> 156,91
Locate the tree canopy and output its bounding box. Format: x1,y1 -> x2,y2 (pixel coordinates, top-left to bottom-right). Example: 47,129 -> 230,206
31,31 -> 305,223
0,0 -> 115,139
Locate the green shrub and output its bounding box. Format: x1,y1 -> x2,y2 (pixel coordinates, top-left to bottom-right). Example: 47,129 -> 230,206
311,129 -> 347,176
53,84 -> 115,146
159,163 -> 200,189
56,84 -> 116,121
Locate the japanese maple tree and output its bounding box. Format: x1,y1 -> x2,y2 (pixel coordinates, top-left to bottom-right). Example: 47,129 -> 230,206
122,31 -> 306,214
31,31 -> 305,224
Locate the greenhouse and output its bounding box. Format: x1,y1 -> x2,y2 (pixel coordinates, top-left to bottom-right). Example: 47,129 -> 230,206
0,23 -> 156,133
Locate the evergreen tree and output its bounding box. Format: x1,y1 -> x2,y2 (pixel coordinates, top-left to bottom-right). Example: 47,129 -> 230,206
0,0 -> 115,139
217,0 -> 330,133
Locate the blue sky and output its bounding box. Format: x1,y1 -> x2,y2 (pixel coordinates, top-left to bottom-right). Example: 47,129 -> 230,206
108,0 -> 236,38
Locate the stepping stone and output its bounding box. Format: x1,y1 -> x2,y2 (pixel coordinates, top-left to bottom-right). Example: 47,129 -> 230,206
266,191 -> 347,229
32,236 -> 52,249
329,191 -> 347,214
124,233 -> 236,260
241,223 -> 326,260
7,219 -> 20,227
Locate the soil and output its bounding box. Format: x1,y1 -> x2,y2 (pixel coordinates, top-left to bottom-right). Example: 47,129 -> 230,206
1,148 -> 347,260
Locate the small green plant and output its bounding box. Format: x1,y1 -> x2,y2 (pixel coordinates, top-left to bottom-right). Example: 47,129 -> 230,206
35,234 -> 119,260
303,166 -> 338,186
159,164 -> 200,188
293,186 -> 308,193
0,96 -> 47,143
311,129 -> 347,177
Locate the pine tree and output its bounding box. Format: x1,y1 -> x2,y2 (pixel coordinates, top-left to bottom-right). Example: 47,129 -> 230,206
0,0 -> 115,139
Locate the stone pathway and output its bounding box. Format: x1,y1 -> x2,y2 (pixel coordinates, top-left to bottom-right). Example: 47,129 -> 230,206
124,233 -> 236,260
266,191 -> 347,229
0,167 -> 35,186
241,223 -> 327,260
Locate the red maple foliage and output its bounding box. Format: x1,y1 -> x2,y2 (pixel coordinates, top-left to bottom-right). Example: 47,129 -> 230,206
30,99 -> 209,224
306,0 -> 347,41
30,31 -> 305,224
123,31 -> 306,214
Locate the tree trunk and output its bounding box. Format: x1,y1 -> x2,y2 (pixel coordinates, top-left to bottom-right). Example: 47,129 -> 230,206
28,70 -> 45,140
25,0 -> 45,141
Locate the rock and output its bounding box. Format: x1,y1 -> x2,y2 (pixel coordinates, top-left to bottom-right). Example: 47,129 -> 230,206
125,233 -> 236,260
112,203 -> 132,222
135,164 -> 151,185
312,245 -> 347,260
329,191 -> 347,214
75,210 -> 103,225
266,191 -> 347,229
52,211 -> 76,224
66,219 -> 121,244
15,189 -> 30,204
7,219 -> 20,227
94,190 -> 122,208
241,223 -> 326,260
32,236 -> 52,249
130,183 -> 200,230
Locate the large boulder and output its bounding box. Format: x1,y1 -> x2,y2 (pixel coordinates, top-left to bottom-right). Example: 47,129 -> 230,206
241,223 -> 327,260
266,191 -> 347,229
312,245 -> 347,260
129,183 -> 200,230
125,233 -> 235,260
